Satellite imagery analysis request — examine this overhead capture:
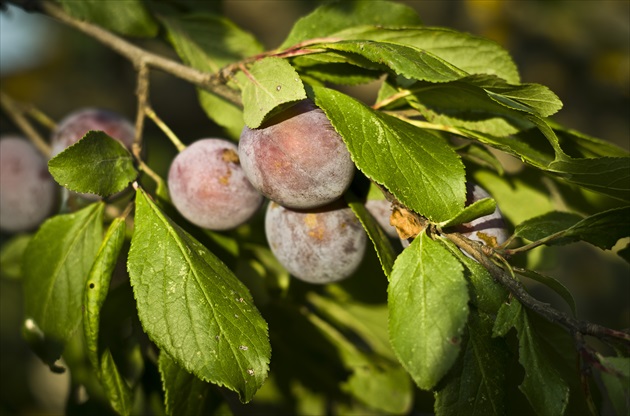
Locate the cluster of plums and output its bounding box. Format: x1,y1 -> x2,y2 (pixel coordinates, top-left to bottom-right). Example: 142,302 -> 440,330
0,101 -> 508,284
168,99 -> 366,284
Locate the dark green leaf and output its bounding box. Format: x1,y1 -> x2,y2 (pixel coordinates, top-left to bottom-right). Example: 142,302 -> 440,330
84,217 -> 126,369
440,197 -> 496,228
549,121 -> 630,158
564,206 -> 630,249
280,0 -> 422,49
548,156 -> 630,202
240,57 -> 306,128
338,27 -> 520,83
128,189 -> 270,402
0,234 -> 31,279
618,243 -> 630,264
48,131 -> 137,197
23,203 -> 104,345
435,311 -> 509,415
513,211 -> 584,242
515,207 -> 630,250
313,86 -> 466,222
599,355 -> 630,416
493,301 -> 569,416
83,217 -> 132,415
159,352 -> 226,416
59,0 -> 158,37
346,192 -> 396,278
389,232 -> 468,390
314,40 -> 467,83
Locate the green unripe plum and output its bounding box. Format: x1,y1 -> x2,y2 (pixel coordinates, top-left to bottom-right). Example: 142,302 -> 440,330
265,201 -> 367,284
168,138 -> 263,231
0,136 -> 57,232
239,99 -> 355,209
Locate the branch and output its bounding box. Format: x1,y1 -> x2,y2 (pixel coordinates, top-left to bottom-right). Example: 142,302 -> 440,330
445,231 -> 630,347
37,1 -> 242,108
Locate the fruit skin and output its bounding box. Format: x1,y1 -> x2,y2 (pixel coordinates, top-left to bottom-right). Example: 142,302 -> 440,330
265,201 -> 367,284
365,199 -> 398,238
0,136 -> 57,232
51,108 -> 135,157
168,138 -> 263,231
455,182 -> 509,248
239,99 -> 355,209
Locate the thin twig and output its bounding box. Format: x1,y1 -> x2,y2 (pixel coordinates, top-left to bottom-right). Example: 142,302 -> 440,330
445,231 -> 630,346
133,62 -> 150,152
0,91 -> 52,157
144,106 -> 186,152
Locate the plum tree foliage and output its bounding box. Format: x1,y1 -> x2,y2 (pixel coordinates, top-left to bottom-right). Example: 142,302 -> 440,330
0,1 -> 629,415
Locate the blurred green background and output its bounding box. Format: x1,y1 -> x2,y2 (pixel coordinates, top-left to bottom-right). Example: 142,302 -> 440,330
1,1 -> 628,414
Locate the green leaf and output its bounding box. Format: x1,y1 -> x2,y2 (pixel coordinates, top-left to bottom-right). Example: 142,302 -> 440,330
515,269 -> 577,317
599,355 -> 630,416
48,131 -> 137,197
513,211 -> 584,242
100,350 -> 133,416
438,238 -> 507,314
345,192 -> 396,278
389,232 -> 468,390
128,189 -> 270,402
435,311 -> 509,416
280,0 -> 422,49
314,40 -> 467,83
307,292 -> 396,362
493,301 -> 569,416
547,156 -> 630,202
0,234 -> 31,279
338,27 -> 520,83
407,81 -> 533,137
159,352 -> 226,416
59,0 -> 158,37
440,197 -> 496,228
515,207 -> 630,250
23,203 -> 104,345
159,12 -> 263,138
469,75 -> 563,118
313,86 -> 466,222
240,57 -> 306,128
83,217 -> 133,415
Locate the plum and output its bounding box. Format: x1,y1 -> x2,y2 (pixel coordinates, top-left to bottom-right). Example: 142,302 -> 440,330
168,138 -> 263,230
239,99 -> 355,209
51,108 -> 135,157
265,201 -> 367,284
0,136 -> 57,232
365,199 -> 398,238
455,182 -> 509,248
